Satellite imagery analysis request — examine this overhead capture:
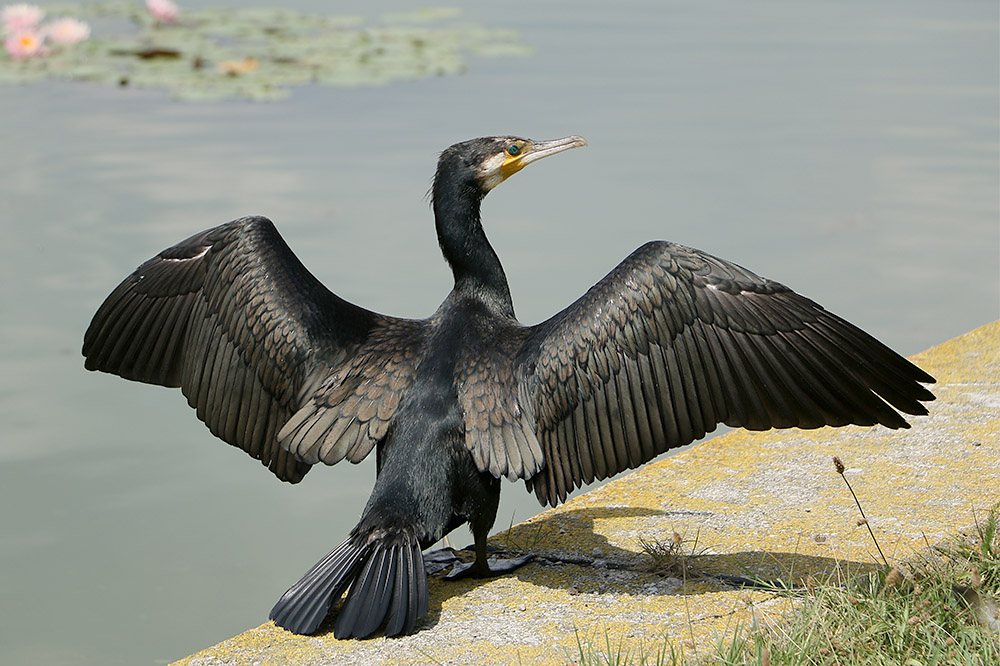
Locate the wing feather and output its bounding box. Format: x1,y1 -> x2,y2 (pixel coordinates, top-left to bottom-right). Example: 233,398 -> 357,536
512,241 -> 935,506
83,217 -> 425,481
571,404 -> 595,485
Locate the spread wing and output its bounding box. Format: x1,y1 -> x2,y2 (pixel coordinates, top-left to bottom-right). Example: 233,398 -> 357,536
83,216 -> 426,482
460,241 -> 935,506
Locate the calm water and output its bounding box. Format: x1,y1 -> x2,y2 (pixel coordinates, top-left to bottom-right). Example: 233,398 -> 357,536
2,1 -> 997,664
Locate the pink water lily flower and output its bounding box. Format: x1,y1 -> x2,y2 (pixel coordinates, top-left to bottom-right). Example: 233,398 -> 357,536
4,28 -> 46,59
145,0 -> 179,24
2,3 -> 44,33
45,17 -> 90,45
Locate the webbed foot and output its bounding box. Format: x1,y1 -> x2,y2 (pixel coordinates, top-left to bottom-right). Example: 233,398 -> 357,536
443,553 -> 534,580
423,547 -> 463,575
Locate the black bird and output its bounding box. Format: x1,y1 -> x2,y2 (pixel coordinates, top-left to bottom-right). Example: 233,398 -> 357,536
83,135 -> 934,639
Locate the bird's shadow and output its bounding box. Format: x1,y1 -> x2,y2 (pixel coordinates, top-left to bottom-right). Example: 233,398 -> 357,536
421,505 -> 879,633
311,505 -> 878,637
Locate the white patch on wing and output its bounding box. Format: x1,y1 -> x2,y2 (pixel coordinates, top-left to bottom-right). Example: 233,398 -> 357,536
164,245 -> 210,262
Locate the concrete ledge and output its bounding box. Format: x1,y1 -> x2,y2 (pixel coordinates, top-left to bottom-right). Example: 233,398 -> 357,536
173,320 -> 999,665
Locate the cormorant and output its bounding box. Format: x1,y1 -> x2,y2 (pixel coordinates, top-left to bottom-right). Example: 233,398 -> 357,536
82,135 -> 935,639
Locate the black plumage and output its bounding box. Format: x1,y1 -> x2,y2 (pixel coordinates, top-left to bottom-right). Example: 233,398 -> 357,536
83,135 -> 934,639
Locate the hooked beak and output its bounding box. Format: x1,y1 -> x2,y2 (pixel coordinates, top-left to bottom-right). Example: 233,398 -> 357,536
519,135 -> 588,166
500,135 -> 587,181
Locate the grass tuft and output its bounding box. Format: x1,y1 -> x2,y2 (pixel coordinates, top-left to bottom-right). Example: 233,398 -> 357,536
638,530 -> 705,579
569,468 -> 999,666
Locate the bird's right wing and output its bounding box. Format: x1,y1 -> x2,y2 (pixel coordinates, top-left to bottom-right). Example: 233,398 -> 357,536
507,241 -> 935,506
83,216 -> 427,482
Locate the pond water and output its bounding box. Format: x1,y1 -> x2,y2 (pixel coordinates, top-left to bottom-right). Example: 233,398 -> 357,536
1,1 -> 996,664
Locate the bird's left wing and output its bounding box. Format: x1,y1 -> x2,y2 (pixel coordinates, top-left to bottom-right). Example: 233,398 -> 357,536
460,241 -> 934,506
83,217 -> 426,482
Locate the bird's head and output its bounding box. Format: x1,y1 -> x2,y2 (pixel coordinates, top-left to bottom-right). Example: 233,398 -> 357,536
435,135 -> 588,198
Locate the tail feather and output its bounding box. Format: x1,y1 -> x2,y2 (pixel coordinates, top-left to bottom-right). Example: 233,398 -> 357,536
414,541 -> 429,627
269,537 -> 366,635
337,546 -> 392,639
394,538 -> 429,637
269,531 -> 427,639
386,543 -> 411,636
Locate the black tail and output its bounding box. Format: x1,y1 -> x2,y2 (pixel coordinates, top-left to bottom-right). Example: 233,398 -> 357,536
269,529 -> 428,639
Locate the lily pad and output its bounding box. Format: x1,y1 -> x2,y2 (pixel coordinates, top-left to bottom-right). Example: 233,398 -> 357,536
1,2 -> 530,100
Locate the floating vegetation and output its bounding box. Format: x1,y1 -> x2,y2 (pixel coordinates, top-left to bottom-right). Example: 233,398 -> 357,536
0,2 -> 530,100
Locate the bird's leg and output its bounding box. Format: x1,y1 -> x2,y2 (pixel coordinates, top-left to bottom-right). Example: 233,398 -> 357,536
442,528 -> 533,580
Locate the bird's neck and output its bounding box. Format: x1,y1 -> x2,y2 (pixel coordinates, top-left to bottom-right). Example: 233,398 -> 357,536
433,179 -> 514,318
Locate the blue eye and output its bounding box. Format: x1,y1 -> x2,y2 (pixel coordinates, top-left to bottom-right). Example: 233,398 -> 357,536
506,144 -> 520,156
